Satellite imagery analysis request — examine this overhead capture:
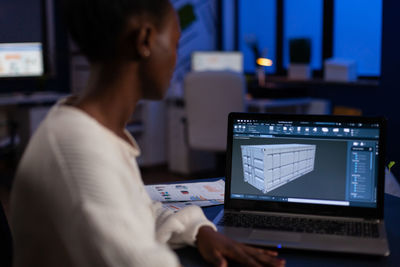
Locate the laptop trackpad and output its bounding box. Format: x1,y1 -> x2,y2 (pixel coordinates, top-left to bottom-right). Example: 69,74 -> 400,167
249,230 -> 302,243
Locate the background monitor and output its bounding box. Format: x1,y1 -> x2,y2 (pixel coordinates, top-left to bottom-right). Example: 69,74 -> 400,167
0,43 -> 44,78
0,0 -> 46,79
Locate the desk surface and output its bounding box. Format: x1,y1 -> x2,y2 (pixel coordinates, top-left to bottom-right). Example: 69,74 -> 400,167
175,185 -> 400,266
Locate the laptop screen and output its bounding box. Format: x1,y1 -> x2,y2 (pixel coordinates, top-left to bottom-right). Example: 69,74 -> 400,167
228,115 -> 384,209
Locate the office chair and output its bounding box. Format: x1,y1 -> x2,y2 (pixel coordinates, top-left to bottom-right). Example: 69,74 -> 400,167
184,71 -> 246,173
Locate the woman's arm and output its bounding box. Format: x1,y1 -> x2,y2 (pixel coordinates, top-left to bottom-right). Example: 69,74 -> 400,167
152,202 -> 216,248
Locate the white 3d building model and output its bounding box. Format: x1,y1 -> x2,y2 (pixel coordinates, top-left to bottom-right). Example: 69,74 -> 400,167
241,144 -> 316,193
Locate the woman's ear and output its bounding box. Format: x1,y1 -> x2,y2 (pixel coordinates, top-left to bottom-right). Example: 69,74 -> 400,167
123,19 -> 154,61
136,26 -> 153,59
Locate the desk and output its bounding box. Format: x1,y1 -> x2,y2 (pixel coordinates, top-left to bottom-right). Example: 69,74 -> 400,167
175,183 -> 400,266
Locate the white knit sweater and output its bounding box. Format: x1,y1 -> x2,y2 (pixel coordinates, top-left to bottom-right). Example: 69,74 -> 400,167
10,101 -> 216,267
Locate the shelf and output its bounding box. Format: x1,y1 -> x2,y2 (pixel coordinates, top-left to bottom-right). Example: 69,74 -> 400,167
261,76 -> 379,88
247,76 -> 379,98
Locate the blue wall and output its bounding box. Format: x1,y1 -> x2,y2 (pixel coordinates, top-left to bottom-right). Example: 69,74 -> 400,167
283,0 -> 323,70
334,0 -> 382,76
238,0 -> 276,73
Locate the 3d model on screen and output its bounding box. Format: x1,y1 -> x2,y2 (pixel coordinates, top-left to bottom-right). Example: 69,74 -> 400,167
241,144 -> 316,193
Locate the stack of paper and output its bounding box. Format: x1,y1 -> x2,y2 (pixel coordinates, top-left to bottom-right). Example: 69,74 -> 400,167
145,179 -> 225,212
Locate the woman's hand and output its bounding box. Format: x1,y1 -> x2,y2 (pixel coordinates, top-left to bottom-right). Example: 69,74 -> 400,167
195,226 -> 285,267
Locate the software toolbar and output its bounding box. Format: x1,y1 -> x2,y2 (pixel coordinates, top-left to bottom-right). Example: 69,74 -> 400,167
233,120 -> 379,139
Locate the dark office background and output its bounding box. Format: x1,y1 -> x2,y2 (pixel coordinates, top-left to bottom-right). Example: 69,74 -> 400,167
0,0 -> 399,180
0,0 -> 43,43
237,0 -> 381,76
377,0 -> 400,179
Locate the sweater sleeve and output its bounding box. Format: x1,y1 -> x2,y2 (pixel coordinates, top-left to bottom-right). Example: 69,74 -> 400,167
152,201 -> 217,248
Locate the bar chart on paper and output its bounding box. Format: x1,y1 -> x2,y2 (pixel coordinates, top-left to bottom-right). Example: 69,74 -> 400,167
145,179 -> 224,202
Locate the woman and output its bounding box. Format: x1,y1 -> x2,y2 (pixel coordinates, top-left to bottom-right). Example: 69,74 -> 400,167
11,0 -> 285,266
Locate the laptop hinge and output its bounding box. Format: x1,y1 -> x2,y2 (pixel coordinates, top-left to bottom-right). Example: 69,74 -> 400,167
232,210 -> 382,223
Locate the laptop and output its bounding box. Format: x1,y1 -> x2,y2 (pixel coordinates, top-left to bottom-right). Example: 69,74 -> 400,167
213,112 -> 390,256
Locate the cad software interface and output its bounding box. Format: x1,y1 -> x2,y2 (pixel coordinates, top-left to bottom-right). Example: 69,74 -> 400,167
230,119 -> 381,208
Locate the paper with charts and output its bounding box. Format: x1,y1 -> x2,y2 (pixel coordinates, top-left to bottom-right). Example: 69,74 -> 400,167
145,179 -> 225,202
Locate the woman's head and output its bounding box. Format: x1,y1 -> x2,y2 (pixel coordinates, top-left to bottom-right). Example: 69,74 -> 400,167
64,0 -> 180,99
65,0 -> 172,63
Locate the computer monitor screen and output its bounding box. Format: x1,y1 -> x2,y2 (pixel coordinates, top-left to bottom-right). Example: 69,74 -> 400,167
191,52 -> 243,73
0,43 -> 44,78
230,117 -> 382,209
0,0 -> 45,78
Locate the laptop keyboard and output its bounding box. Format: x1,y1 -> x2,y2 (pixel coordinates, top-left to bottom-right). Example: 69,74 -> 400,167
218,213 -> 380,238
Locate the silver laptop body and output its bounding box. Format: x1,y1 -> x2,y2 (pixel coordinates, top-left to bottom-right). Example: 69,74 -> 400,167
214,113 -> 390,256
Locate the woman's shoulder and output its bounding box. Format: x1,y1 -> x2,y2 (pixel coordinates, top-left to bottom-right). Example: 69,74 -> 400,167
45,104 -> 113,144
47,104 -> 101,132
29,104 -> 122,162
